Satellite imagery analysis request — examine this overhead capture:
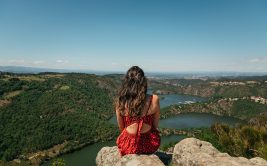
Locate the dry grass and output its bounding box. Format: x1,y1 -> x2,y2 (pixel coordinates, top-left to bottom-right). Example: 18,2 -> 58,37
3,90 -> 23,99
1,74 -> 64,82
41,74 -> 65,78
2,76 -> 46,82
1,78 -> 11,81
18,76 -> 46,82
27,141 -> 68,160
0,99 -> 11,107
59,85 -> 70,90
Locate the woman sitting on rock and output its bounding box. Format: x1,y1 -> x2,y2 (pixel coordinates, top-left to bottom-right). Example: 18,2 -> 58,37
115,66 -> 161,156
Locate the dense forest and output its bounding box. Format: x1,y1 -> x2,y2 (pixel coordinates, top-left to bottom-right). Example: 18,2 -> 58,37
0,72 -> 120,162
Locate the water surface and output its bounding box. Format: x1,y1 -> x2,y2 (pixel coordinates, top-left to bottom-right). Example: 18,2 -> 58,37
42,94 -> 242,166
159,112 -> 244,129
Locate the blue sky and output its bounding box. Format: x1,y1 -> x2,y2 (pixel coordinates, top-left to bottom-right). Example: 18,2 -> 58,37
0,0 -> 266,72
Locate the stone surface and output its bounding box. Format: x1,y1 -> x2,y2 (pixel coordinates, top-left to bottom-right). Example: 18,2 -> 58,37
172,137 -> 267,166
96,138 -> 267,166
96,146 -> 164,166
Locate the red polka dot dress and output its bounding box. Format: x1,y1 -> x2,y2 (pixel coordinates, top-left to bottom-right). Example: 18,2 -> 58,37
116,95 -> 161,156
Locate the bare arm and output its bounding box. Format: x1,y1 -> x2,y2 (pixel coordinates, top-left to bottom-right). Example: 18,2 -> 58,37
152,95 -> 160,129
116,107 -> 124,132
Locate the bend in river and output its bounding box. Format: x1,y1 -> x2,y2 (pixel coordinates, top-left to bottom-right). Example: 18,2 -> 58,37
42,93 -> 243,166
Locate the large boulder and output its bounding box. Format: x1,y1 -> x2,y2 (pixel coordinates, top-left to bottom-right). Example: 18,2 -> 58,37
96,146 -> 164,166
172,137 -> 267,166
96,138 -> 267,166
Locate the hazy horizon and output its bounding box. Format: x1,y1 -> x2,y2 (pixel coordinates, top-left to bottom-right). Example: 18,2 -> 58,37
1,65 -> 267,77
1,0 -> 267,72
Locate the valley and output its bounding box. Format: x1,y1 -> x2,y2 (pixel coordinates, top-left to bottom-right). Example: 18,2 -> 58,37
0,72 -> 266,165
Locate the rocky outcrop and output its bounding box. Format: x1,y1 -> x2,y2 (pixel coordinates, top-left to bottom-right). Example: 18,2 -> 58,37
172,138 -> 267,166
96,138 -> 267,166
96,146 -> 165,166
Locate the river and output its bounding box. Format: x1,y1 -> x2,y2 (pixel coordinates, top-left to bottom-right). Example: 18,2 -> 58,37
42,93 -> 243,166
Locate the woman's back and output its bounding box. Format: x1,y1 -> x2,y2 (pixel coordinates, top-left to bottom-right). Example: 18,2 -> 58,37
121,94 -> 159,135
116,95 -> 160,156
115,66 -> 161,156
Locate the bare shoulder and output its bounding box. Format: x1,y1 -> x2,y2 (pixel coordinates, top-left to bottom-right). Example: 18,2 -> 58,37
152,94 -> 159,103
150,94 -> 160,113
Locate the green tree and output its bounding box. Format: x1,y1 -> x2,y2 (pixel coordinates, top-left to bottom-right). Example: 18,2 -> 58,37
52,158 -> 66,166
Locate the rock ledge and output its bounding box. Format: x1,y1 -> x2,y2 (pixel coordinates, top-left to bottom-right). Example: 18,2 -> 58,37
96,138 -> 267,166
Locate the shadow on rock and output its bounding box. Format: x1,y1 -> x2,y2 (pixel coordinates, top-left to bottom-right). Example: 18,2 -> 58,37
155,151 -> 172,165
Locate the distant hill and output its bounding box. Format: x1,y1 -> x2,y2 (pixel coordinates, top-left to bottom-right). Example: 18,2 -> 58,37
0,66 -> 122,75
0,66 -> 70,74
1,65 -> 266,78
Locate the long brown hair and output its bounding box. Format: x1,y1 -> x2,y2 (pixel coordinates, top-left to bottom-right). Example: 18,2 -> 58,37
116,66 -> 148,117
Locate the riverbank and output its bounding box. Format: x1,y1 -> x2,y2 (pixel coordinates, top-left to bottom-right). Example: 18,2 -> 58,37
39,112 -> 245,166
9,137 -> 117,165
